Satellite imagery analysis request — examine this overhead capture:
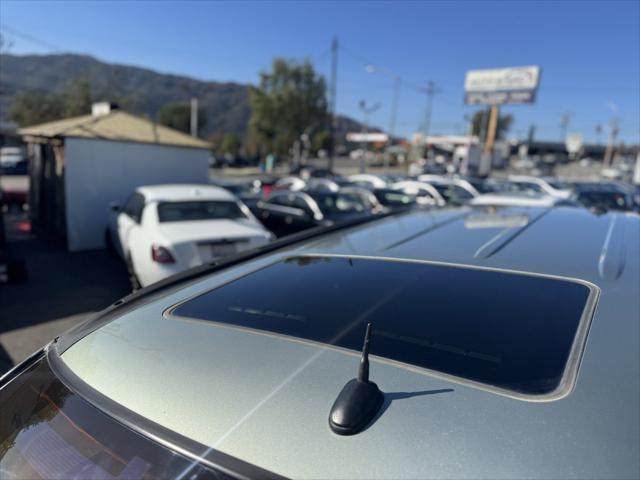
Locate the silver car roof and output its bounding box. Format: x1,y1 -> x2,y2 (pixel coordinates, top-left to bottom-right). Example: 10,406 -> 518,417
59,205 -> 640,479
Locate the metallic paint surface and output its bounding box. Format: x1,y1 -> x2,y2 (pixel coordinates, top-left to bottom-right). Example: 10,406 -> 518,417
61,206 -> 640,479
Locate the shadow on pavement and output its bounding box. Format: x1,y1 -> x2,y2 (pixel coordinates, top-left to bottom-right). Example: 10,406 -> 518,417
0,235 -> 130,335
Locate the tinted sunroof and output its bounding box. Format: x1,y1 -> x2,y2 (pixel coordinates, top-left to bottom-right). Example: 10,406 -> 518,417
170,256 -> 593,396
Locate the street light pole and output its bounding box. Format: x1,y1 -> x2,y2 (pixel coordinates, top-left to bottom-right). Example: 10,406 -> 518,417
358,100 -> 381,174
329,36 -> 338,172
365,65 -> 401,173
421,81 -> 441,157
385,75 -> 401,172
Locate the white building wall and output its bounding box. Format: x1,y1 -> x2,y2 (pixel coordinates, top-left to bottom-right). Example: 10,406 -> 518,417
64,137 -> 209,251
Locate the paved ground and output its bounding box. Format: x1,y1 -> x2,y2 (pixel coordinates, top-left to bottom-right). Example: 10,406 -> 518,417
210,156 -> 409,179
0,212 -> 130,374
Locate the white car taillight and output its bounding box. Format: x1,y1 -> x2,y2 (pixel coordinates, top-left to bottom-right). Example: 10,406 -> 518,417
151,245 -> 175,264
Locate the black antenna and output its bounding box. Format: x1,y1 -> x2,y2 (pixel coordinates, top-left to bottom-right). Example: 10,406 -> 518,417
329,323 -> 384,436
358,323 -> 372,382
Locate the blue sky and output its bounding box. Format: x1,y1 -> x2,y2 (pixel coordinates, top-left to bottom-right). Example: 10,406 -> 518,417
1,0 -> 639,143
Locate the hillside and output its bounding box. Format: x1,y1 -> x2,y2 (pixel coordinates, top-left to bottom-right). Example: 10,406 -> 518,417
0,53 -> 251,135
0,53 -> 377,139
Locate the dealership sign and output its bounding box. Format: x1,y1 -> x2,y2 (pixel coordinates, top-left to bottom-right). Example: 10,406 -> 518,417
346,132 -> 389,143
464,66 -> 541,105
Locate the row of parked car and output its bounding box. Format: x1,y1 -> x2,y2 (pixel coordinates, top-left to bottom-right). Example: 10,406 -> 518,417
221,170 -> 639,221
107,170 -> 639,290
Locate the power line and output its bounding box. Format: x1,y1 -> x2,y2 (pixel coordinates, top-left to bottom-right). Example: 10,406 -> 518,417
0,24 -> 63,52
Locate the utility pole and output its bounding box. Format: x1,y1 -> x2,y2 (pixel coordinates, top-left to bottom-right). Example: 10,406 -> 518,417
358,100 -> 381,174
483,105 -> 500,155
190,97 -> 198,137
385,75 -> 401,172
527,124 -> 536,152
595,124 -> 603,145
420,81 -> 441,157
560,112 -> 570,143
329,36 -> 338,172
603,116 -> 619,168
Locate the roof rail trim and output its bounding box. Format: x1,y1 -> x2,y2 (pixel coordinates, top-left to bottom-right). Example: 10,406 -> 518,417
382,211 -> 467,251
474,208 -> 551,259
598,215 -> 627,281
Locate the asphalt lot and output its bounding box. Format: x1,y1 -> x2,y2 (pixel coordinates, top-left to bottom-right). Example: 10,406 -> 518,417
0,212 -> 130,374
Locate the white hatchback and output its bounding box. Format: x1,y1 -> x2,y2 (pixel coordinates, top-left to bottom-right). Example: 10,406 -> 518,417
108,184 -> 273,288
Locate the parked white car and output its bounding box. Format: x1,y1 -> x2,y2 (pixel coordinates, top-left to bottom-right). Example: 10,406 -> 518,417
506,175 -> 572,199
416,175 -> 480,205
347,174 -> 388,189
273,176 -> 307,191
108,184 -> 273,288
391,180 -> 446,206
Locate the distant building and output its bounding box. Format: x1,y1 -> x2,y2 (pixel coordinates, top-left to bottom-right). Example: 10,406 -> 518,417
20,104 -> 211,251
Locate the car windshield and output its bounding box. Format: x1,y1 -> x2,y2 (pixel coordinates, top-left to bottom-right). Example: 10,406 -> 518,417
157,201 -> 247,222
546,180 -> 569,189
574,191 -> 632,211
0,356 -> 237,479
374,189 -> 417,206
432,184 -> 473,204
309,193 -> 368,214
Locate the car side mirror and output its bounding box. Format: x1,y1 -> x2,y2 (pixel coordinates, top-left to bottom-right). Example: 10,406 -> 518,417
110,202 -> 121,212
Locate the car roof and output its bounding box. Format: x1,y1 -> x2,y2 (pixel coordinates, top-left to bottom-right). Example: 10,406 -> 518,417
137,184 -> 237,202
573,182 -> 630,193
507,175 -> 557,187
59,206 -> 640,479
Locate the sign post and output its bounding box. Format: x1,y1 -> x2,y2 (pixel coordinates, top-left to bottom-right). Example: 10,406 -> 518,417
464,65 -> 541,175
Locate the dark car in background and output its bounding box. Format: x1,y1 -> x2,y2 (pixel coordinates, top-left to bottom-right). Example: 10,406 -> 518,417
215,179 -> 264,214
570,182 -> 638,213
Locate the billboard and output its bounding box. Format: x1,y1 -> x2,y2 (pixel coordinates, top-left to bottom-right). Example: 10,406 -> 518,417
464,66 -> 541,105
346,132 -> 389,143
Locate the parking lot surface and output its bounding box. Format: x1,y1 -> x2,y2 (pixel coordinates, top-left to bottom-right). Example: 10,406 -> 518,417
0,213 -> 130,374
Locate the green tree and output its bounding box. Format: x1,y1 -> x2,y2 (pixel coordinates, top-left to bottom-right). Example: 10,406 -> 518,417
8,92 -> 66,126
158,102 -> 207,135
249,58 -> 329,156
311,130 -> 331,154
220,133 -> 242,157
64,78 -> 92,117
471,109 -> 514,140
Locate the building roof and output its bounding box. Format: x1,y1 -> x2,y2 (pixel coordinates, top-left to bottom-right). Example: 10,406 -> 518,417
18,110 -> 210,149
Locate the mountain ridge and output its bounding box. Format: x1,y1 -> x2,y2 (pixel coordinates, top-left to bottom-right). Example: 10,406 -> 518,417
0,53 -> 378,139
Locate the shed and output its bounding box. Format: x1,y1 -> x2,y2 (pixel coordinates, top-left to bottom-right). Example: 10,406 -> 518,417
20,105 -> 211,251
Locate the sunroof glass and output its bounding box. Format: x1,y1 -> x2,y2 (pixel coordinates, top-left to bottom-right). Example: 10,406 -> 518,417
169,256 -> 594,396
